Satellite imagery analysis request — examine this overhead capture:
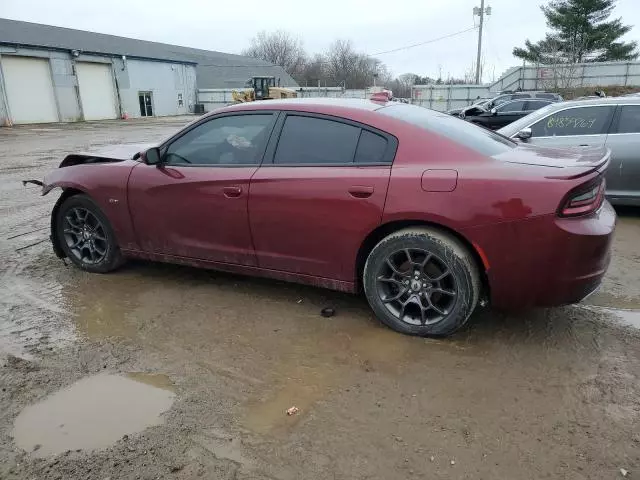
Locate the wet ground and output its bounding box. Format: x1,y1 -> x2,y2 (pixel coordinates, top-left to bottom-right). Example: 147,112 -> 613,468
1,118 -> 639,479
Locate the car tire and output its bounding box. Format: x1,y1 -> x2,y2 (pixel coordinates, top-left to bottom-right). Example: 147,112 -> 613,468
363,228 -> 480,337
55,194 -> 124,273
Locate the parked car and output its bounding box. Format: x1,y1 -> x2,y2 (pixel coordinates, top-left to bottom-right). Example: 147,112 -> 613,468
446,98 -> 492,117
487,91 -> 563,109
35,99 -> 614,337
462,99 -> 554,129
498,97 -> 640,206
446,98 -> 491,117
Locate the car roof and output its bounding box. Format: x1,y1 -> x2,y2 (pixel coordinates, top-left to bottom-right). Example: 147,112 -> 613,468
222,97 -> 388,113
550,96 -> 640,107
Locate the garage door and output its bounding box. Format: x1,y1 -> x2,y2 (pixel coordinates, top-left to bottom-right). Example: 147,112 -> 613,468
76,62 -> 118,120
1,56 -> 58,124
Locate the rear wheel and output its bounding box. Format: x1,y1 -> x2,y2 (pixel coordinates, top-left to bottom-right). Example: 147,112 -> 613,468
363,228 -> 480,336
55,194 -> 124,273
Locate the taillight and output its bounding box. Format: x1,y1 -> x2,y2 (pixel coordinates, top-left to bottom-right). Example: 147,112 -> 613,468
558,178 -> 605,217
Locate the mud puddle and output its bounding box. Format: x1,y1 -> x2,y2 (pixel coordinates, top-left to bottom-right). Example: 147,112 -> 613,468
578,305 -> 640,330
12,373 -> 175,457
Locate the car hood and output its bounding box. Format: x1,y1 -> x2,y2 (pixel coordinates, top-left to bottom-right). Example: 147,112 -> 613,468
76,143 -> 155,160
58,143 -> 155,168
494,143 -> 610,170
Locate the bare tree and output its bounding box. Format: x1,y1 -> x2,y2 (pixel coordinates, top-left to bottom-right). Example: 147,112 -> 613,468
297,54 -> 327,86
325,40 -> 381,89
242,30 -> 307,78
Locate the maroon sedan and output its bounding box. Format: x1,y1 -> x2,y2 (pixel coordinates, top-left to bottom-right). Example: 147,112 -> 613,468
38,98 -> 615,336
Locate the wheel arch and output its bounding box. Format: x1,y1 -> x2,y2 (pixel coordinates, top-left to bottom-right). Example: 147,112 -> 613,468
50,187 -> 87,258
355,219 -> 490,299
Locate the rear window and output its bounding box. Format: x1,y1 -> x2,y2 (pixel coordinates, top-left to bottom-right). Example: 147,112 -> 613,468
354,130 -> 388,164
273,116 -> 360,164
379,104 -> 516,156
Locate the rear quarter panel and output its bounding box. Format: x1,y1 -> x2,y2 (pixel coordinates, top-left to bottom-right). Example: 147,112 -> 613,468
44,161 -> 139,250
383,124 -> 605,307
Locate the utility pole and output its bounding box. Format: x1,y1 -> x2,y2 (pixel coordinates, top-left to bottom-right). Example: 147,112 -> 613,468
473,1 -> 491,84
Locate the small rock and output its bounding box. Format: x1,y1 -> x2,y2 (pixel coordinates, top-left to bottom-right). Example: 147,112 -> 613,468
430,456 -> 435,462
394,436 -> 403,442
122,434 -> 129,441
320,307 -> 335,317
620,468 -> 629,477
450,460 -> 456,466
286,406 -> 299,416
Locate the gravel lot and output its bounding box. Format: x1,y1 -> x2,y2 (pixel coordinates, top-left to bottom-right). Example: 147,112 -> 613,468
1,118 -> 639,480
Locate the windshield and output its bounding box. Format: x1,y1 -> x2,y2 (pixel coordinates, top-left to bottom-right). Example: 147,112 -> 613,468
379,104 -> 516,156
497,103 -> 559,136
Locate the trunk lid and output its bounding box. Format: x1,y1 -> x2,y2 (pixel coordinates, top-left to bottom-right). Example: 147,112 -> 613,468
494,143 -> 610,172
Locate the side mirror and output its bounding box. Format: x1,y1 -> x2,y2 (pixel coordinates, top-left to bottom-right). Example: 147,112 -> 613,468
144,147 -> 161,165
516,128 -> 532,140
490,107 -> 498,115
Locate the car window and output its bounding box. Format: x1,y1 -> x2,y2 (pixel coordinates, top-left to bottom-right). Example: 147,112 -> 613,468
493,96 -> 511,106
614,105 -> 640,134
530,106 -> 615,137
354,130 -> 389,164
274,115 -> 360,164
497,100 -> 526,112
526,100 -> 552,110
165,114 -> 274,166
379,103 -> 516,157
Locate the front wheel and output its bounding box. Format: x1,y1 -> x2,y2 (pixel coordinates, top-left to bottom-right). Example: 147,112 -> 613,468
55,194 -> 124,273
363,228 -> 480,337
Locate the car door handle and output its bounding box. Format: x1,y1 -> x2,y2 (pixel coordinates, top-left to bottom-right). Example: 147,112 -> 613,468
223,186 -> 243,198
348,186 -> 374,198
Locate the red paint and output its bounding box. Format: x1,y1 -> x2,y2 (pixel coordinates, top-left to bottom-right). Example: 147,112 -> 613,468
42,99 -> 616,310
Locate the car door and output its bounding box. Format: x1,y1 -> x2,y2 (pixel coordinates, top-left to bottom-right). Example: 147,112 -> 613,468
127,112 -> 277,265
523,104 -> 618,188
249,112 -> 396,281
606,104 -> 640,200
490,100 -> 527,129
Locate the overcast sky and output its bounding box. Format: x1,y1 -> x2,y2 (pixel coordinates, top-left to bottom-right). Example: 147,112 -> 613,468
3,0 -> 639,82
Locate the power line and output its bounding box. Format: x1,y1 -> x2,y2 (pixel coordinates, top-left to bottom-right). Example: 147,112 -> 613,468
370,26 -> 479,56
197,26 -> 480,68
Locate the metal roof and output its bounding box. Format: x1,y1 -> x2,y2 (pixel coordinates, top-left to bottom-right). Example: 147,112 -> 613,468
0,18 -> 299,89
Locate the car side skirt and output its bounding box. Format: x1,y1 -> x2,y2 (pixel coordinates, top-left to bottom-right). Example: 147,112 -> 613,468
121,249 -> 356,293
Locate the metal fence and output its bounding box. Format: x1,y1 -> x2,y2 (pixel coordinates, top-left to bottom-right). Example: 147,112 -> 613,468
489,61 -> 640,93
198,86 -> 379,112
411,85 -> 490,112
411,60 -> 640,112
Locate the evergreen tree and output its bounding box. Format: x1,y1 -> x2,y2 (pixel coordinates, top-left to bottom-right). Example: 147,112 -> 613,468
513,0 -> 638,64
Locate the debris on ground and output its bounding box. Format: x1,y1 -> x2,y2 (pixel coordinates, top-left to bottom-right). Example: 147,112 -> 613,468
620,468 -> 629,477
286,406 -> 299,416
320,307 -> 335,317
450,460 -> 456,466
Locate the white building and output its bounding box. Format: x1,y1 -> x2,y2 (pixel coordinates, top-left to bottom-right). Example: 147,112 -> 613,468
0,18 -> 297,125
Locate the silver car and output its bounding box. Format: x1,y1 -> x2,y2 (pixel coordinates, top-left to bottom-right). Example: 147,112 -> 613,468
498,97 -> 640,206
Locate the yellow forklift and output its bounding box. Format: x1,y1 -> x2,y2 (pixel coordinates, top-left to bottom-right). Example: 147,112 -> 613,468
232,76 -> 297,103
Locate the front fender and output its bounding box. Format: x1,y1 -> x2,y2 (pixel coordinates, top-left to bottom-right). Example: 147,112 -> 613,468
38,161 -> 142,252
